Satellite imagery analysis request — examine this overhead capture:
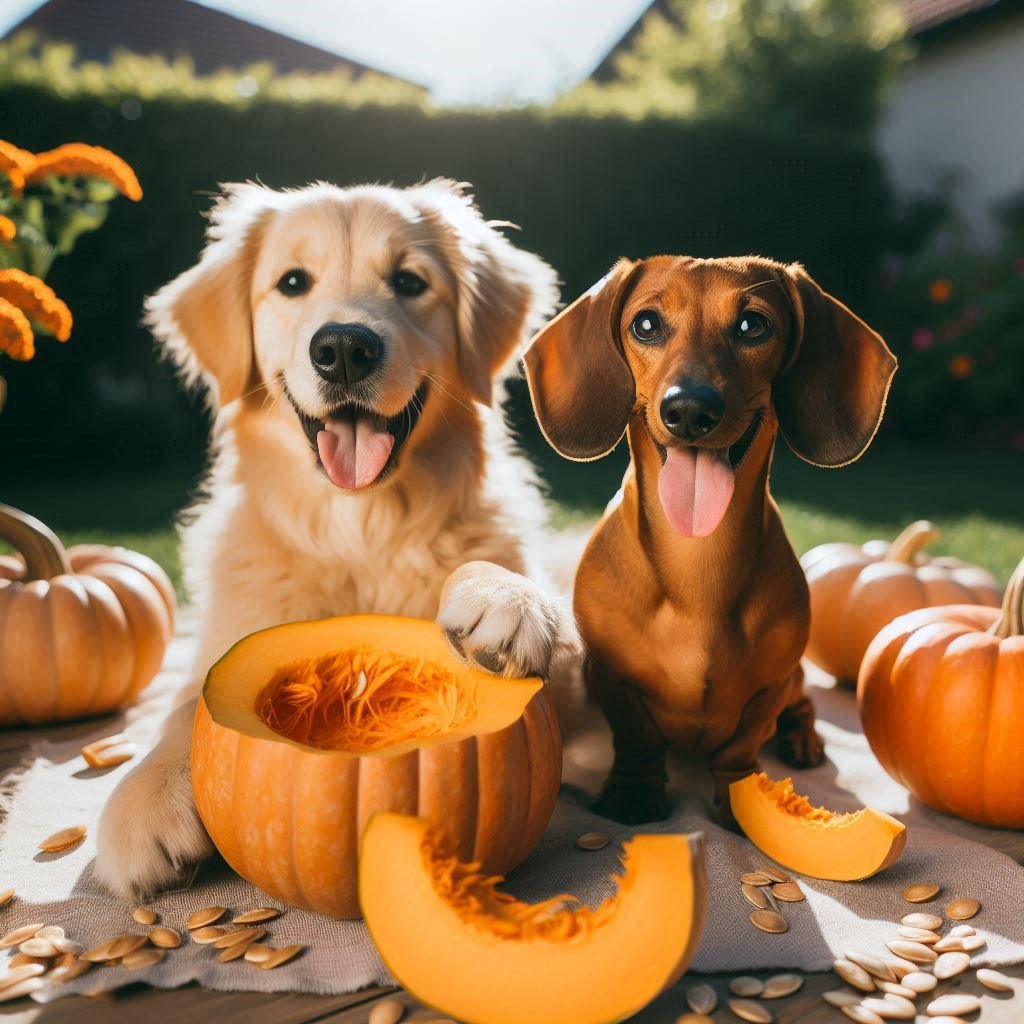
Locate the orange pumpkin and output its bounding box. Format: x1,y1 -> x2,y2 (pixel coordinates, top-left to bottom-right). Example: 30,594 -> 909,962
191,615 -> 562,918
858,556 -> 1024,828
802,520 -> 1000,682
0,504 -> 176,726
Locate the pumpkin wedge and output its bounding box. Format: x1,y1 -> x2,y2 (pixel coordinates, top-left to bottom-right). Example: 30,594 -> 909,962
360,813 -> 707,1024
731,772 -> 906,881
192,615 -> 561,918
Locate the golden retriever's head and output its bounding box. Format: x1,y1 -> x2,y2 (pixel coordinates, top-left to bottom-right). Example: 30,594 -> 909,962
147,180 -> 558,490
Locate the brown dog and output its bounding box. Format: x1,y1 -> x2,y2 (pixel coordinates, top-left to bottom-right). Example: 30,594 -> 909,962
524,256 -> 896,825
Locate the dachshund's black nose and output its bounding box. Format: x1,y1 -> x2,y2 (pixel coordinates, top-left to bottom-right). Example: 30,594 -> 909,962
309,323 -> 383,386
660,384 -> 724,440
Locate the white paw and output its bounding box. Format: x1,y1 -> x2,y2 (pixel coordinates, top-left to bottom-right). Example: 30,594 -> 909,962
437,561 -> 578,679
94,699 -> 214,900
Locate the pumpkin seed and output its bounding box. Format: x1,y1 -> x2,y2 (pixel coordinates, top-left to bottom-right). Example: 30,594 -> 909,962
846,951 -> 896,982
243,943 -> 274,964
862,995 -> 915,1020
977,967 -> 1013,991
897,926 -> 940,944
961,933 -> 985,951
741,883 -> 770,910
901,912 -> 942,930
122,948 -> 165,970
81,735 -> 137,769
218,938 -> 259,962
105,935 -> 149,960
49,960 -> 92,983
758,866 -> 791,883
762,973 -> 803,999
901,883 -> 940,904
7,953 -> 49,969
740,872 -> 772,886
212,927 -> 266,949
369,999 -> 406,1024
38,824 -> 87,853
932,936 -> 963,952
729,976 -> 764,997
932,951 -> 970,979
944,898 -> 980,921
899,971 -> 936,993
727,998 -> 773,1023
877,981 -> 915,999
884,939 -> 936,963
0,977 -> 43,1003
191,926 -> 226,944
50,935 -> 81,955
132,908 -> 157,925
686,982 -> 717,1014
232,908 -> 281,925
81,938 -> 120,962
771,881 -> 805,903
0,889 -> 14,909
55,952 -> 79,968
675,1016 -> 714,1024
841,1007 -> 885,1024
833,958 -> 876,992
750,910 -> 788,933
149,927 -> 182,949
824,990 -> 863,1007
258,943 -> 303,969
883,956 -> 917,979
0,963 -> 46,990
352,670 -> 368,698
948,924 -> 975,937
0,923 -> 43,949
926,994 -> 981,1016
575,832 -> 609,851
18,937 -> 57,957
187,906 -> 227,929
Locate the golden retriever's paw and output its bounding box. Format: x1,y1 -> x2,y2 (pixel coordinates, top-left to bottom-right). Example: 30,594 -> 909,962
438,561 -> 574,679
94,700 -> 214,900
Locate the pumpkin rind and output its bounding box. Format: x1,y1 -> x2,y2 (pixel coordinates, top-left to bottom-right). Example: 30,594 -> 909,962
191,615 -> 562,918
359,812 -> 707,1024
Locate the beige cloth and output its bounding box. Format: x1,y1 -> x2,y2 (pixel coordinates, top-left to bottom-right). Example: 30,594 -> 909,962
2,616 -> 1023,1014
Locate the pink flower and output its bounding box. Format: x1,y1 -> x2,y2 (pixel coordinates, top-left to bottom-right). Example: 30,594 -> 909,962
911,327 -> 934,350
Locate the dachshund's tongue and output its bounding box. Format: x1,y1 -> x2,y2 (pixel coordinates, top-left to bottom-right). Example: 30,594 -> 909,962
316,416 -> 395,490
658,446 -> 735,537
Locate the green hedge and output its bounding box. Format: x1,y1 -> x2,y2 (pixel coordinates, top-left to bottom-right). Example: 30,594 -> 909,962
0,84 -> 889,483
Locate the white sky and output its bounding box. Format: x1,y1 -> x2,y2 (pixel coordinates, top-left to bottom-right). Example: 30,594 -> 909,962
1,0 -> 652,104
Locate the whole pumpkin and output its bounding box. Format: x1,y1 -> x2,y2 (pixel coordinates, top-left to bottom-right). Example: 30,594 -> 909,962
858,555 -> 1024,829
191,614 -> 562,918
0,504 -> 176,726
802,520 -> 1000,683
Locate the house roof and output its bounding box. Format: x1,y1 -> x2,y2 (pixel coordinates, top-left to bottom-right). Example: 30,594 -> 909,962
5,0 -> 425,88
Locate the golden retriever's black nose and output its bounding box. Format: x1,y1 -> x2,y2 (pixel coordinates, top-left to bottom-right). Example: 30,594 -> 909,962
309,322 -> 383,386
660,384 -> 724,440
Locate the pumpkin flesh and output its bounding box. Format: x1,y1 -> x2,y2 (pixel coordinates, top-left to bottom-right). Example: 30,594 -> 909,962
730,772 -> 906,881
360,812 -> 707,1024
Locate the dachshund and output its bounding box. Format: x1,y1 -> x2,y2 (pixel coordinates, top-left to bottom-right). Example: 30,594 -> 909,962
524,256 -> 896,825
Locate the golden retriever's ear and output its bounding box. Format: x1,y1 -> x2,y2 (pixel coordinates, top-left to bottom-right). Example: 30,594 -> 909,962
145,183 -> 277,407
776,264 -> 897,467
412,180 -> 559,405
523,260 -> 638,461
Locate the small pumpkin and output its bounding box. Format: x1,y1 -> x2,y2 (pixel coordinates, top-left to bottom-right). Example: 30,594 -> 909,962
730,772 -> 906,880
802,520 -> 1001,683
191,614 -> 562,918
0,503 -> 176,726
858,555 -> 1024,829
360,812 -> 707,1024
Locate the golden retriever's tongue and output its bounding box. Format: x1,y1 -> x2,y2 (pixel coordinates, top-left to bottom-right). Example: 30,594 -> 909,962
657,446 -> 735,537
316,416 -> 395,490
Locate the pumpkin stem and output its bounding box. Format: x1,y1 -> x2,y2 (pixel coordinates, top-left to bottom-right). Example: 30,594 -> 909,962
0,503 -> 71,581
885,520 -> 941,564
990,557 -> 1024,639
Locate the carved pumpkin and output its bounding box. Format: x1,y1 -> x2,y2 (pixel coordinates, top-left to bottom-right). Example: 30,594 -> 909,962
802,520 -> 1000,682
858,556 -> 1024,829
360,812 -> 707,1024
0,504 -> 175,726
191,615 -> 562,918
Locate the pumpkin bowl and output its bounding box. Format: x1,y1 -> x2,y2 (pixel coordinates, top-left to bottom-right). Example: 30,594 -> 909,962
191,614 -> 562,918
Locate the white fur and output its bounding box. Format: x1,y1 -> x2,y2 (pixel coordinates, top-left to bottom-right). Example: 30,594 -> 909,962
94,180 -> 580,900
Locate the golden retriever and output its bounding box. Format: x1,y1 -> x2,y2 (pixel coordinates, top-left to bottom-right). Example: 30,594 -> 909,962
95,179 -> 580,898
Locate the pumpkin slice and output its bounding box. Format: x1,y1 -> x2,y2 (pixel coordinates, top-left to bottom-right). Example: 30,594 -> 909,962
730,772 -> 906,881
360,812 -> 707,1024
193,615 -> 561,918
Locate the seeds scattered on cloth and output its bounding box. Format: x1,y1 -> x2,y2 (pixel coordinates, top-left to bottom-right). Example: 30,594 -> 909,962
840,1005 -> 884,1024
900,883 -> 940,904
749,910 -> 788,934
233,908 -> 281,924
762,974 -> 803,999
122,948 -> 165,970
926,993 -> 981,1016
833,958 -> 876,992
187,906 -> 227,929
212,926 -> 266,949
685,982 -> 717,1014
899,971 -> 936,993
369,998 -> 406,1024
771,881 -> 805,903
38,825 -> 87,853
132,908 -> 157,925
258,944 -> 303,969
727,997 -> 773,1023
739,872 -> 771,886
758,866 -> 791,883
0,977 -> 44,1003
932,951 -> 970,979
575,832 -> 609,851
845,951 -> 896,982
977,967 -> 1013,991
884,939 -> 936,963
728,976 -> 764,997
149,927 -> 181,948
741,884 -> 770,910
824,990 -> 863,1007
190,926 -> 226,944
81,734 -> 137,768
0,924 -> 43,949
0,889 -> 14,909
944,898 -> 980,921
243,943 -> 274,964
900,913 -> 941,930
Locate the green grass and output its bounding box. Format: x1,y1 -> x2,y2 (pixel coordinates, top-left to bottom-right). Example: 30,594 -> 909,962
4,438 -> 1022,601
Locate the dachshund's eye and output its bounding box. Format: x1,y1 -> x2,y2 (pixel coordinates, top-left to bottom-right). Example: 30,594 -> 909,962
276,269 -> 311,297
734,311 -> 772,344
392,270 -> 428,297
630,310 -> 665,344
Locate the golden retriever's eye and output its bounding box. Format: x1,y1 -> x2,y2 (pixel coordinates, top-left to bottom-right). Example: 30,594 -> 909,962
276,268 -> 311,297
630,310 -> 665,344
733,310 -> 772,345
392,270 -> 428,298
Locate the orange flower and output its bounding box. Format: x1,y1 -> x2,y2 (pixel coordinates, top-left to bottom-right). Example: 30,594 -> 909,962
0,139 -> 34,196
0,215 -> 15,242
0,297 -> 35,361
25,143 -> 142,201
0,269 -> 73,342
929,278 -> 953,304
949,354 -> 975,379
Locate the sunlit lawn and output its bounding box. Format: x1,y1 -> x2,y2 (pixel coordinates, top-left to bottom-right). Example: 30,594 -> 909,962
5,438 -> 1023,602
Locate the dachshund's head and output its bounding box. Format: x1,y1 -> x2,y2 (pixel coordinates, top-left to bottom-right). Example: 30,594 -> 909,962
524,255 -> 896,537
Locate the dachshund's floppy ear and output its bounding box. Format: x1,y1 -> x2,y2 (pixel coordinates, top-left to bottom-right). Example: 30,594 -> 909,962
145,183 -> 278,408
775,264 -> 897,467
523,260 -> 638,461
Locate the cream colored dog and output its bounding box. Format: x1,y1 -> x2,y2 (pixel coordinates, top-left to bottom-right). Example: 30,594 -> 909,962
95,179 -> 580,899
